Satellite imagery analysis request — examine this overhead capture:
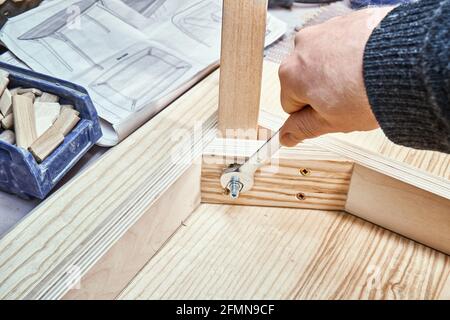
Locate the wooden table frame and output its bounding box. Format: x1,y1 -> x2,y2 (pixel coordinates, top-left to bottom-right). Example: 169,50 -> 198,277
0,62 -> 448,300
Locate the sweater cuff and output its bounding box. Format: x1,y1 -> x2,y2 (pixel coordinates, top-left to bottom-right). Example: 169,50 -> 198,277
363,0 -> 450,152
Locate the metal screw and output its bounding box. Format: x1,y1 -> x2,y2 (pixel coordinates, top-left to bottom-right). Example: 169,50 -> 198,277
299,168 -> 311,176
227,176 -> 242,200
296,192 -> 306,201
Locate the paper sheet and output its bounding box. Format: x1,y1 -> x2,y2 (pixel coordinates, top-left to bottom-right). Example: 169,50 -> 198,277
0,0 -> 287,145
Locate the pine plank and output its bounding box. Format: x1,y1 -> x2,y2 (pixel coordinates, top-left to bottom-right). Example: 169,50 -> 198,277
218,0 -> 267,137
119,204 -> 450,300
202,142 -> 354,210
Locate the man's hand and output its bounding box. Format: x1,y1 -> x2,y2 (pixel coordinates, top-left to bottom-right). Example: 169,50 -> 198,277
278,7 -> 394,147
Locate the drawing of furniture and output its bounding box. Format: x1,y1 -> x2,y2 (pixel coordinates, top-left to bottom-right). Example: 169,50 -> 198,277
121,0 -> 166,18
18,0 -> 117,72
89,46 -> 191,113
172,0 -> 222,47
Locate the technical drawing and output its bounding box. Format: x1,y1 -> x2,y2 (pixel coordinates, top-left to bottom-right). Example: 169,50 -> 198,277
17,0 -> 152,73
121,0 -> 166,18
172,0 -> 222,47
18,0 -> 107,72
89,46 -> 191,113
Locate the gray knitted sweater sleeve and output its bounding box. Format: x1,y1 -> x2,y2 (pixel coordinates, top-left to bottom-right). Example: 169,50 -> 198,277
363,0 -> 449,153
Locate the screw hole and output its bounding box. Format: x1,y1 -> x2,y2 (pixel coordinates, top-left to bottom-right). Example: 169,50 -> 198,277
296,192 -> 306,201
299,168 -> 311,176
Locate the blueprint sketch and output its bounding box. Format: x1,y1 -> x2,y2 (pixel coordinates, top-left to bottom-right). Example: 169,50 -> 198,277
172,1 -> 222,48
1,0 -> 286,145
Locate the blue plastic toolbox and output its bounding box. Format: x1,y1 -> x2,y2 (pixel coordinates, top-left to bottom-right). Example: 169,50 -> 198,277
0,62 -> 102,199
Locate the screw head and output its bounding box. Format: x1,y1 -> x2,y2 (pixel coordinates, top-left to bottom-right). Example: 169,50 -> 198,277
296,192 -> 306,201
299,168 -> 311,176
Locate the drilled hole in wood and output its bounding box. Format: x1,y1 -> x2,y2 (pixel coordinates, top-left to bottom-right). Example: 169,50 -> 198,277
296,192 -> 306,201
299,168 -> 311,176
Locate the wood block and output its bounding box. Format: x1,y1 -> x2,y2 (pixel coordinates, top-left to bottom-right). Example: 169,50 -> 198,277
1,113 -> 13,130
21,92 -> 35,102
53,107 -> 80,136
16,88 -> 43,96
0,88 -> 12,116
36,92 -> 59,103
0,77 -> 9,96
202,142 -> 354,210
13,95 -> 37,149
218,0 -> 268,138
29,126 -> 64,163
9,87 -> 21,96
34,102 -> 61,137
0,130 -> 15,145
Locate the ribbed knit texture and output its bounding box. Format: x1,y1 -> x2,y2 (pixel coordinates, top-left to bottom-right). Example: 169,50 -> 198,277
364,0 -> 449,153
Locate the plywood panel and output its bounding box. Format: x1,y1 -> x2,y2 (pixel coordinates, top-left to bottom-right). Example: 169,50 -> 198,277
63,163 -> 202,300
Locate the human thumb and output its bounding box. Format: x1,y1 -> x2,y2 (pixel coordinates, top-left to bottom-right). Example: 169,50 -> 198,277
279,106 -> 332,147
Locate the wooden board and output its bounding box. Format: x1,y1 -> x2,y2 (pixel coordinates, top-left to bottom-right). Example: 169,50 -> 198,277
218,0 -> 267,137
63,163 -> 202,300
346,164 -> 450,255
0,69 -> 221,300
119,204 -> 450,300
202,142 -> 354,210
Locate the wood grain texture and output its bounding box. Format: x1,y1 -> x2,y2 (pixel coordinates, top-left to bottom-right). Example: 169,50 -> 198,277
1,112 -> 13,130
202,143 -> 354,210
13,94 -> 37,148
52,107 -> 79,136
346,164 -> 450,255
0,88 -> 12,116
119,204 -> 450,300
63,163 -> 202,300
218,0 -> 267,137
29,126 -> 64,163
0,69 -> 221,300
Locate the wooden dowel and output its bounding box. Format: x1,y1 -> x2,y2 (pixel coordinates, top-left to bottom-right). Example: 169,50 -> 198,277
52,107 -> 80,136
34,102 -> 61,137
1,113 -> 13,130
36,92 -> 59,103
0,77 -> 9,96
0,88 -> 12,116
16,88 -> 43,96
29,126 -> 64,163
218,0 -> 268,139
13,95 -> 37,149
